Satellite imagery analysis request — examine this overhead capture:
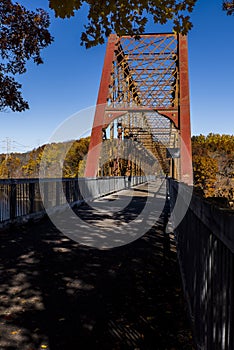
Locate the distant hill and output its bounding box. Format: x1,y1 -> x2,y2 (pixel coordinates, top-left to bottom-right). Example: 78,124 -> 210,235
0,133 -> 233,207
0,137 -> 90,179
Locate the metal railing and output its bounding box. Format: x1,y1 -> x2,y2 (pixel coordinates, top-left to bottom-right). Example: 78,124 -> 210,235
169,179 -> 234,350
0,176 -> 148,227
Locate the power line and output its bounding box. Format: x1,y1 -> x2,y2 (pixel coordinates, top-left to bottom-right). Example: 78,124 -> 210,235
0,138 -> 36,155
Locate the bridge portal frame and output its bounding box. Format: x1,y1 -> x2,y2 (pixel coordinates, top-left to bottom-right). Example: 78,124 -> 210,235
85,33 -> 192,184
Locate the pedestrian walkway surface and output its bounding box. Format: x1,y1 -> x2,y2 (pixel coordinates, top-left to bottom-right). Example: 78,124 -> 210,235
0,181 -> 194,349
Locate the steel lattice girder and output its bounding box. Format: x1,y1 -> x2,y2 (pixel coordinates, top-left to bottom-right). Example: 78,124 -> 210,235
85,33 -> 192,184
108,34 -> 178,108
101,111 -> 177,176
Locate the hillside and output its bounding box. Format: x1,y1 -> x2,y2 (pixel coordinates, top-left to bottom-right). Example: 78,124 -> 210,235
0,133 -> 233,207
0,137 -> 90,178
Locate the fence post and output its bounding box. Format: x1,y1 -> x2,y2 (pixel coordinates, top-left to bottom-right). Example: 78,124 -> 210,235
29,182 -> 35,214
73,179 -> 77,202
65,180 -> 70,203
56,181 -> 60,206
43,181 -> 49,208
10,181 -> 16,220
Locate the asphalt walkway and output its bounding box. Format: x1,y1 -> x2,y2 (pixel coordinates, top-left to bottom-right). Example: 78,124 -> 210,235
0,181 -> 194,349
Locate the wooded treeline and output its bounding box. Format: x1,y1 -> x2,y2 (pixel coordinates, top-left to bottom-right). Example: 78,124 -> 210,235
0,137 -> 90,179
192,133 -> 233,206
0,133 -> 233,205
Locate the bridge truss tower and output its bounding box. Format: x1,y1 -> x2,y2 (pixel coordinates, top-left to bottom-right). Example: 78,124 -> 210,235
85,33 -> 192,184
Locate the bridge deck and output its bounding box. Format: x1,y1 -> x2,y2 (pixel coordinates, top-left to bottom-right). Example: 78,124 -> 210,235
0,182 -> 194,349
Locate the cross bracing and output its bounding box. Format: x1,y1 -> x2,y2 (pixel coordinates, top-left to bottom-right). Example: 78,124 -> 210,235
107,34 -> 178,109
100,110 -> 179,176
85,33 -> 192,183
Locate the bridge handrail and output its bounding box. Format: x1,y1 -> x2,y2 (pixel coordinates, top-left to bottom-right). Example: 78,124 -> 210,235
168,179 -> 234,350
169,179 -> 234,252
0,176 -> 150,227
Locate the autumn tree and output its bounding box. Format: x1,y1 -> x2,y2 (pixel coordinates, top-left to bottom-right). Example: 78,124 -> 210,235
21,148 -> 44,178
192,134 -> 234,204
0,0 -> 53,112
223,0 -> 234,15
0,0 -> 199,110
193,154 -> 218,196
2,1 -> 232,110
0,155 -> 21,178
49,0 -> 197,48
63,137 -> 90,177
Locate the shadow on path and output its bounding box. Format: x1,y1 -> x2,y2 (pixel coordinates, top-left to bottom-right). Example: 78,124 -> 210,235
0,182 -> 194,349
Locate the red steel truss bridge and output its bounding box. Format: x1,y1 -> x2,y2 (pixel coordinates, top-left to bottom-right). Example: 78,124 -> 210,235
85,33 -> 192,184
0,33 -> 234,350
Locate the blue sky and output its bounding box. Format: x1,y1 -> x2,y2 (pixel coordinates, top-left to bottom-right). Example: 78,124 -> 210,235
0,0 -> 233,153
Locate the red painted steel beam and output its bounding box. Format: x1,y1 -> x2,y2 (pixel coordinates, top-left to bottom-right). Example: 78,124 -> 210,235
178,34 -> 193,185
85,33 -> 192,183
85,34 -> 118,177
105,109 -> 178,128
121,33 -> 176,38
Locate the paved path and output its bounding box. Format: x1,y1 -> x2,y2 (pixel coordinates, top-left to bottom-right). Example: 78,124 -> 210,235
0,181 -> 194,349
